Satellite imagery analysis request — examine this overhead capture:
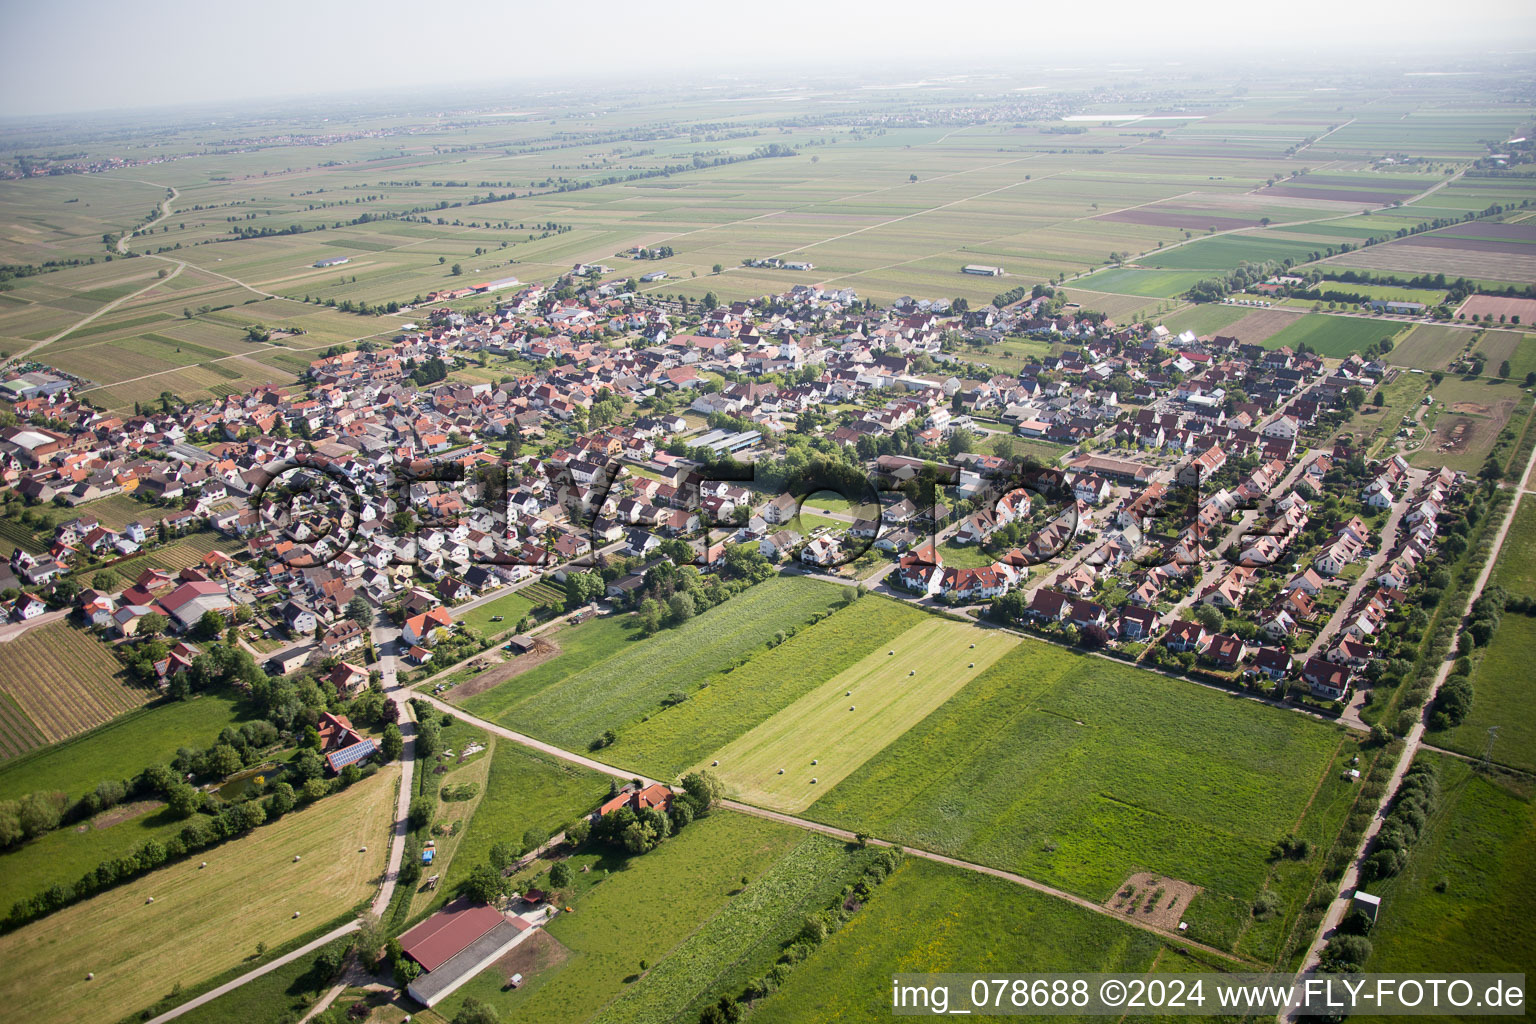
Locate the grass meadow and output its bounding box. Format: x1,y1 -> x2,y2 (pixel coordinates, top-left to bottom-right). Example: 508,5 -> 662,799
0,799 -> 191,914
706,617 -> 1017,812
750,857 -> 1174,1024
605,595 -> 928,780
430,811 -> 810,1024
1429,612 -> 1536,773
425,738 -> 610,918
1355,756 -> 1536,1022
1492,501 -> 1536,594
0,690 -> 242,801
0,765 -> 397,1024
458,578 -> 844,753
801,640 -> 1347,955
456,590 -> 537,637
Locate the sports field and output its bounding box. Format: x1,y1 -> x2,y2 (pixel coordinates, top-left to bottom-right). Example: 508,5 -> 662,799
707,618 -> 1017,812
0,765 -> 397,1024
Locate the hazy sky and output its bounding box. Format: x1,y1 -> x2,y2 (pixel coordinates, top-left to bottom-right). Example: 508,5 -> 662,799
2,0 -> 1533,116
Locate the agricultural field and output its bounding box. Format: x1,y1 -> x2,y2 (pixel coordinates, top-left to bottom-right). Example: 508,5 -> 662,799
1259,313 -> 1406,357
1135,234 -> 1329,272
1075,267 -> 1211,299
0,690 -> 242,803
1154,302 -> 1251,337
0,624 -> 155,752
0,765 -> 397,1024
1472,328 -> 1536,381
1456,293 -> 1536,323
1430,612 -> 1536,774
801,639 -> 1350,958
1391,323 -> 1475,371
1356,756 -> 1536,1015
706,617 -> 1017,812
1492,501 -> 1536,595
455,615 -> 637,719
751,857 -> 1177,1023
605,595 -> 927,780
457,578 -> 845,753
428,811 -> 810,1024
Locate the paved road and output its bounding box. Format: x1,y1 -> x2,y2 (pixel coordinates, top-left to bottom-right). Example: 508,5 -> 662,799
147,650 -> 415,1024
142,922 -> 361,1024
1289,431 -> 1536,997
1301,472 -> 1417,666
371,656 -> 414,919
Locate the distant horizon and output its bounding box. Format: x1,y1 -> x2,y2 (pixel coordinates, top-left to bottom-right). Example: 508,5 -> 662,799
2,0 -> 1535,118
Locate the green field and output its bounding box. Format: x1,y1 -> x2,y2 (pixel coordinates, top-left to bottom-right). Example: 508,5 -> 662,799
0,691 -> 243,803
707,617 -> 1017,812
426,738 -> 611,915
0,799 -> 193,914
1260,314 -> 1406,357
0,766 -> 397,1024
1155,303 -> 1252,337
801,639 -> 1348,956
432,811 -> 810,1023
1076,267 -> 1212,299
166,934 -> 356,1024
1357,756 -> 1536,1015
1492,501 -> 1536,594
457,578 -> 845,753
751,857 -> 1175,1023
1136,234 -> 1328,272
456,590 -> 537,637
605,595 -> 928,780
1430,612 -> 1536,773
1391,323 -> 1473,371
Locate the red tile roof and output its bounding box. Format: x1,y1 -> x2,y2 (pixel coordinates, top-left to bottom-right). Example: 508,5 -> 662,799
399,899 -> 505,972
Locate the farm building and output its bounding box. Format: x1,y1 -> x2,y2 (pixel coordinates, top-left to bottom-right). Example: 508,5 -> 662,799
1366,300 -> 1425,315
312,256 -> 351,268
962,265 -> 1004,276
596,782 -> 674,818
640,270 -> 668,282
402,898 -> 537,1008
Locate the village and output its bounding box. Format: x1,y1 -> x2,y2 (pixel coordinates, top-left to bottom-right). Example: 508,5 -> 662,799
0,264 -> 1465,733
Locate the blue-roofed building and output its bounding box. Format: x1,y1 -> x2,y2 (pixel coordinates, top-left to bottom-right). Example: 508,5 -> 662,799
325,738 -> 378,773
318,711 -> 378,773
